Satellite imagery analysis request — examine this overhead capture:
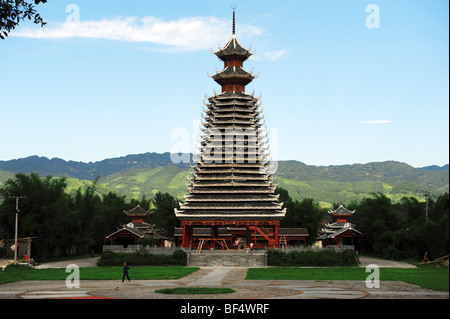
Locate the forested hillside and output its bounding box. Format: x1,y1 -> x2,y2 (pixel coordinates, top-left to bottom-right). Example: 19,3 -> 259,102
0,153 -> 448,207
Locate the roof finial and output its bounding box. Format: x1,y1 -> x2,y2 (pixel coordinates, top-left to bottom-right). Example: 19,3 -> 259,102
231,5 -> 237,34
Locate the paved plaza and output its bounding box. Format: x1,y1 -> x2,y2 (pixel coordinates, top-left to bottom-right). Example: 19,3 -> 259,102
0,256 -> 448,299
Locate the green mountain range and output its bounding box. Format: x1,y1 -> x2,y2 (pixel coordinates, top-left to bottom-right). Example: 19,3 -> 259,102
0,153 -> 448,208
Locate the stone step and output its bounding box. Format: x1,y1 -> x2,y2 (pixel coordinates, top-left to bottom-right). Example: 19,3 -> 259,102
189,253 -> 265,267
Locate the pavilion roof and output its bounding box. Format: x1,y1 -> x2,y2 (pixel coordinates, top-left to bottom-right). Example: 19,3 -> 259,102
278,228 -> 309,236
328,204 -> 355,216
174,209 -> 286,221
105,227 -> 145,239
318,226 -> 362,240
208,91 -> 257,101
124,204 -> 151,217
212,34 -> 253,62
211,66 -> 256,87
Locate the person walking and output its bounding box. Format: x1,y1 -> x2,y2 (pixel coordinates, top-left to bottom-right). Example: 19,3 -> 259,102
122,262 -> 130,282
422,251 -> 429,263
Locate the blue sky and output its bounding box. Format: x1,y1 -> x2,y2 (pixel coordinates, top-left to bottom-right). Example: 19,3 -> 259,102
0,0 -> 448,167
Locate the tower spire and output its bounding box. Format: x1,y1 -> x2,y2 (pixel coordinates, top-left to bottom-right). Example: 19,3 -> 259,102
231,5 -> 237,34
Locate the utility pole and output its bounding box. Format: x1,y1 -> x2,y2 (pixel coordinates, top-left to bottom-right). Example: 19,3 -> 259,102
9,196 -> 26,265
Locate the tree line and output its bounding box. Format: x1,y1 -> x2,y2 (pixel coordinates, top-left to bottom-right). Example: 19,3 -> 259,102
0,173 -> 448,261
276,187 -> 449,261
0,173 -> 180,259
348,193 -> 449,260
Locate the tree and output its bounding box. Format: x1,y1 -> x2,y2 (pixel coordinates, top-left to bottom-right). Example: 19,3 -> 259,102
347,193 -> 449,260
276,187 -> 325,245
129,194 -> 152,212
422,194 -> 449,259
289,198 -> 325,245
69,176 -> 107,253
150,192 -> 180,239
399,196 -> 425,225
275,187 -> 292,204
0,173 -> 72,258
349,193 -> 403,257
0,0 -> 47,39
99,192 -> 129,236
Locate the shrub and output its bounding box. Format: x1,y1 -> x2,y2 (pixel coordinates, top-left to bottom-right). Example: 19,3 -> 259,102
173,249 -> 187,265
267,249 -> 358,266
97,251 -> 117,266
97,250 -> 187,267
341,249 -> 357,265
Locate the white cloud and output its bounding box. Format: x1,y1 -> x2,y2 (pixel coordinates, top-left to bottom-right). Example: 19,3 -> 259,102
250,49 -> 287,62
360,120 -> 393,124
12,15 -> 263,52
263,50 -> 286,61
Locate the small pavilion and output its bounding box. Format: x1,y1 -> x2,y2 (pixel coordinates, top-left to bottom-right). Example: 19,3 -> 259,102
105,205 -> 165,246
318,205 -> 363,253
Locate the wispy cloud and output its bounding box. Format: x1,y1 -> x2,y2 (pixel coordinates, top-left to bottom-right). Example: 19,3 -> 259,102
250,49 -> 287,62
263,50 -> 287,61
360,120 -> 393,124
12,15 -> 263,52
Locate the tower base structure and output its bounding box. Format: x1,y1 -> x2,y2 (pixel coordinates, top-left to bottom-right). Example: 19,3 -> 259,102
178,219 -> 283,249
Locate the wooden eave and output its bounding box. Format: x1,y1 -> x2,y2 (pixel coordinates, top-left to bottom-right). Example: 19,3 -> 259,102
191,181 -> 272,187
188,187 -> 276,194
184,195 -> 280,202
105,227 -> 144,239
179,203 -> 283,210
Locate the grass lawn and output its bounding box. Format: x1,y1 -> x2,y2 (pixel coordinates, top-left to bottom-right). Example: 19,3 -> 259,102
0,265 -> 199,285
245,264 -> 449,291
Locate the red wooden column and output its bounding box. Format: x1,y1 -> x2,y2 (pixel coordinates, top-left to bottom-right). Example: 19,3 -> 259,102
275,223 -> 279,247
182,223 -> 192,248
182,224 -> 187,248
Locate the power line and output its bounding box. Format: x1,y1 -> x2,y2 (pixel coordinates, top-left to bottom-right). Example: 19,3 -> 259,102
10,196 -> 26,212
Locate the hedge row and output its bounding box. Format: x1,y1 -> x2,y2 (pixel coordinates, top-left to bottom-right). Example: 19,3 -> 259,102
268,249 -> 358,266
98,250 -> 187,266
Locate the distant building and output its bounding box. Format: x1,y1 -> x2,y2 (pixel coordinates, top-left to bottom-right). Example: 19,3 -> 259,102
104,205 -> 166,248
2,237 -> 34,260
318,205 -> 363,253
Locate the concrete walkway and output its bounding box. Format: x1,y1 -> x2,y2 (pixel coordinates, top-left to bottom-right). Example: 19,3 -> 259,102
0,256 -> 447,299
1,266 -> 448,299
33,257 -> 100,269
0,257 -> 99,269
359,256 -> 417,268
0,259 -> 12,269
187,267 -> 234,286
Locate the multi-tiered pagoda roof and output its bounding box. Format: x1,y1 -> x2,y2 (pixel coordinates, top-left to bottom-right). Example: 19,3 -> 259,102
318,205 -> 362,248
175,10 -> 285,225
